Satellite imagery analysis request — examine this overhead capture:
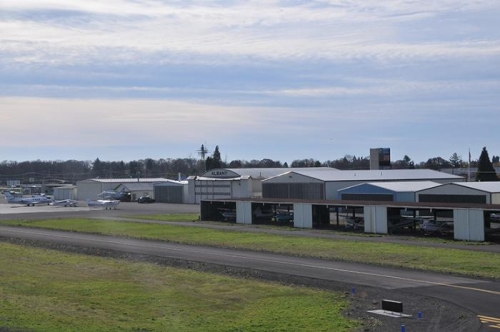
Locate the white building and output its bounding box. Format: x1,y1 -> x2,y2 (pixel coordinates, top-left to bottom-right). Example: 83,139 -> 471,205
263,169 -> 464,200
76,178 -> 172,201
187,167 -> 334,204
337,181 -> 442,202
417,182 -> 500,205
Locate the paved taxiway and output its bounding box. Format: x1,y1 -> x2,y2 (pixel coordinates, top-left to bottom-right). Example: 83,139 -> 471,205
1,201 -> 500,331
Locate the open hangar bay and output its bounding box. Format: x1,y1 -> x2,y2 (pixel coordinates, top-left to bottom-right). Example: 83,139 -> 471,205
198,168 -> 500,242
200,193 -> 500,243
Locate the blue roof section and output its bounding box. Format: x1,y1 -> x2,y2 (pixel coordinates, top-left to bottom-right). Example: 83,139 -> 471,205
338,181 -> 441,194
338,183 -> 395,195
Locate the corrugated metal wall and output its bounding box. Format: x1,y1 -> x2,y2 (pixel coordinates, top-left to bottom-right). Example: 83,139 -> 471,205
454,209 -> 484,241
76,182 -> 112,200
154,186 -> 183,203
53,187 -> 77,200
262,183 -> 324,200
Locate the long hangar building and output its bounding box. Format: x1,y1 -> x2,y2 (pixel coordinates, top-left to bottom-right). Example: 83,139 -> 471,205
189,167 -> 463,203
197,167 -> 500,242
187,167 -> 335,204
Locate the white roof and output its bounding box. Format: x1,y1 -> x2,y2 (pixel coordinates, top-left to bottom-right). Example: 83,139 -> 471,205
265,169 -> 463,182
201,167 -> 335,179
452,182 -> 500,193
79,178 -> 170,183
155,180 -> 187,186
117,183 -> 154,191
188,175 -> 251,181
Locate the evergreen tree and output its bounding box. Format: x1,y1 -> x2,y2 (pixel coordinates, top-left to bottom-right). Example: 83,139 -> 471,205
449,153 -> 462,168
213,146 -> 222,168
91,158 -> 105,178
206,145 -> 223,171
205,156 -> 213,171
476,147 -> 498,181
207,145 -> 223,169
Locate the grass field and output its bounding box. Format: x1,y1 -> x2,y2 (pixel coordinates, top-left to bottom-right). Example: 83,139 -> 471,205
3,218 -> 500,279
0,242 -> 358,332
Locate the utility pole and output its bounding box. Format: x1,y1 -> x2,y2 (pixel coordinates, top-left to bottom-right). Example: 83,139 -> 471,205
197,144 -> 210,172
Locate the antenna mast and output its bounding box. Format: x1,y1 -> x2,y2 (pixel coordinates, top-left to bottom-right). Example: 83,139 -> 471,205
197,144 -> 210,172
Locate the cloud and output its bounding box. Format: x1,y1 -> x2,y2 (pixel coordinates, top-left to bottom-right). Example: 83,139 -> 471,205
1,1 -> 499,164
0,97 -> 293,147
1,1 -> 499,67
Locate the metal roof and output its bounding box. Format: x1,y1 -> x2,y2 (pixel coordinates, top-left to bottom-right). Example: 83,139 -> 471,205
78,178 -> 171,183
202,167 -> 335,179
117,183 -> 154,191
188,175 -> 252,181
154,180 -> 187,186
340,181 -> 442,193
451,182 -> 500,193
265,169 -> 464,182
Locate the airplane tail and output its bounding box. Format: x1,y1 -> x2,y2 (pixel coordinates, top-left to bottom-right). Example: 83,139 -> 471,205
3,191 -> 14,202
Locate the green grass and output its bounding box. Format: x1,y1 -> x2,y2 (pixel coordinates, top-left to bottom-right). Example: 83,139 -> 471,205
0,242 -> 358,332
129,213 -> 200,222
3,218 -> 500,279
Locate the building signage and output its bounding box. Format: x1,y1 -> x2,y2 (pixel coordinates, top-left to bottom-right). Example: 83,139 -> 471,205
202,169 -> 240,179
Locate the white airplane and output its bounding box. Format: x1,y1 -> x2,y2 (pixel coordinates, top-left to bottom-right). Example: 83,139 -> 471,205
345,217 -> 364,230
97,189 -> 127,200
218,208 -> 236,221
50,199 -> 78,207
253,206 -> 274,218
3,191 -> 52,206
86,199 -> 120,210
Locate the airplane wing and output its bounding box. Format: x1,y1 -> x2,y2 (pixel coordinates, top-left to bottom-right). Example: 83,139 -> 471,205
51,199 -> 78,207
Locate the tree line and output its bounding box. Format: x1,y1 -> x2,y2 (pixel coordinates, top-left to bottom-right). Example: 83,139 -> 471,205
0,145 -> 497,185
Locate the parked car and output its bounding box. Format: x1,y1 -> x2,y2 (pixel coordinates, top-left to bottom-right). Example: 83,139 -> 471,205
420,219 -> 453,236
137,196 -> 155,204
274,212 -> 294,223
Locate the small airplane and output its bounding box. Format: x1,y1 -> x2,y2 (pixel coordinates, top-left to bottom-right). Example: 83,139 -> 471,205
3,191 -> 52,206
420,219 -> 454,236
344,216 -> 364,230
86,199 -> 120,210
97,189 -> 128,200
218,208 -> 236,221
387,217 -> 420,234
50,199 -> 78,207
253,206 -> 274,218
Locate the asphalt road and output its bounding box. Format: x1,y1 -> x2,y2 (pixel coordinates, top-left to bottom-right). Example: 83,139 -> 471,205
1,201 -> 500,331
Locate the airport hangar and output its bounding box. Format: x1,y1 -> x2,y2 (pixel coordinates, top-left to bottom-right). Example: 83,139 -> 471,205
199,168 -> 500,242
76,178 -> 187,202
186,167 -> 335,204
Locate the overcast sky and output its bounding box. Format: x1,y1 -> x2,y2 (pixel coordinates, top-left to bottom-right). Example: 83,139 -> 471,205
1,0 -> 499,165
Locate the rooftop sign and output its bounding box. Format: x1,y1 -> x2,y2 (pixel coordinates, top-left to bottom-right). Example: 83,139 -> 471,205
202,169 -> 240,179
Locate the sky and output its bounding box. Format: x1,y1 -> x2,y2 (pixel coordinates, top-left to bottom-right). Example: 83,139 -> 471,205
1,0 -> 499,165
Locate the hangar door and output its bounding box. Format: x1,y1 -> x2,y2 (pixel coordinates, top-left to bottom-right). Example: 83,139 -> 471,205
419,194 -> 486,204
155,186 -> 183,203
341,193 -> 393,202
263,183 -> 324,200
